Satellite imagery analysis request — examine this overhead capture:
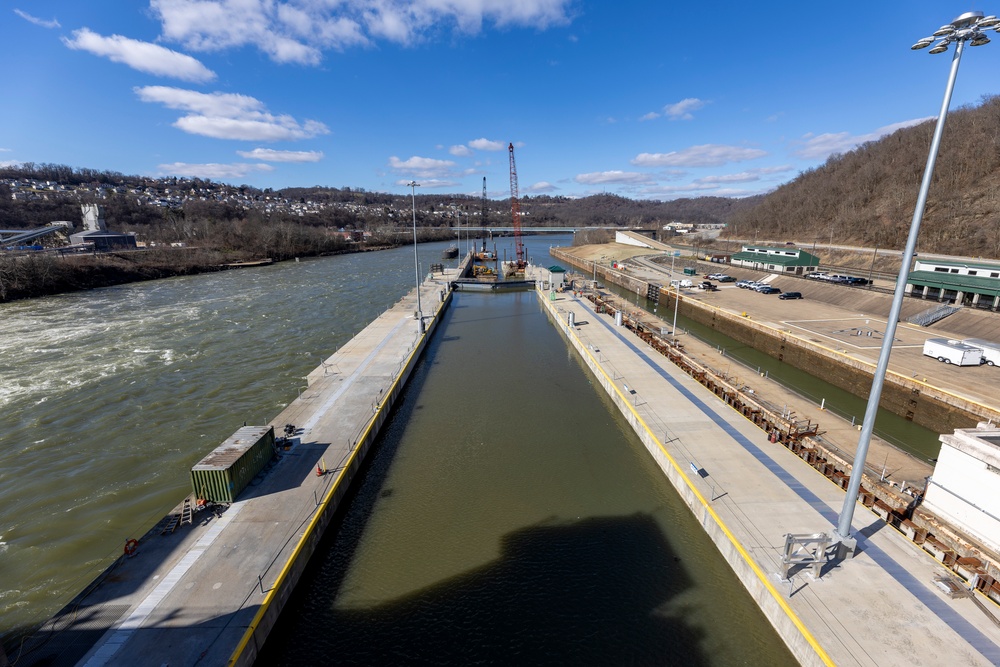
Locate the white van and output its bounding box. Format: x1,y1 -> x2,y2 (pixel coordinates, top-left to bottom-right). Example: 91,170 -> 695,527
963,338 -> 1000,366
922,338 -> 984,366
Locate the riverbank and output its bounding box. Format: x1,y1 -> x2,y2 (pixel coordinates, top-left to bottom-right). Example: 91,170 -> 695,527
0,233 -> 461,303
0,245 -> 382,302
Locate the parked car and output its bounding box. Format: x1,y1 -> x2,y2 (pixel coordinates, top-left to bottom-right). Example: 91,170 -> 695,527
778,291 -> 803,300
758,286 -> 782,294
736,280 -> 753,289
716,275 -> 737,282
807,272 -> 828,280
845,277 -> 869,285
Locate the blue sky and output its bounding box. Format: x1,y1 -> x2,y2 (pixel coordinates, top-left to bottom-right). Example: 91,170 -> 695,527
3,1 -> 1000,200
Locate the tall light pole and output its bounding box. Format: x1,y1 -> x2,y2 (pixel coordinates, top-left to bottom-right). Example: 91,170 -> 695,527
670,251 -> 681,342
834,10 -> 998,553
408,180 -> 424,333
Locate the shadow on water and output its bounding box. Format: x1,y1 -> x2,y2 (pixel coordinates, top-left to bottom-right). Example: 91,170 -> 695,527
261,513 -> 710,666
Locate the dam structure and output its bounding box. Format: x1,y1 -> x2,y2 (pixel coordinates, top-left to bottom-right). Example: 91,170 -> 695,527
12,249 -> 1000,666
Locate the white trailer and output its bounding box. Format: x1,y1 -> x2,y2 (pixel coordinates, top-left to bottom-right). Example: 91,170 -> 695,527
963,338 -> 1000,366
923,338 -> 983,366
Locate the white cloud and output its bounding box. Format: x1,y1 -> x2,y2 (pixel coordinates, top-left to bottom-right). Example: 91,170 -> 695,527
693,165 -> 793,185
638,182 -> 760,199
0,160 -> 21,168
631,144 -> 767,168
393,178 -> 460,189
236,148 -> 324,162
639,111 -> 660,121
14,9 -> 60,29
151,0 -> 572,64
158,162 -> 275,179
575,171 -> 653,185
449,145 -> 472,157
468,138 -> 505,151
63,28 -> 216,83
0,148 -> 11,152
793,118 -> 933,160
525,181 -> 558,193
135,86 -> 329,141
663,98 -> 706,120
388,155 -> 457,179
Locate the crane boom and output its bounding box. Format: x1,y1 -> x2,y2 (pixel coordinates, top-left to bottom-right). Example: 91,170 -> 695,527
481,176 -> 488,227
508,143 -> 525,267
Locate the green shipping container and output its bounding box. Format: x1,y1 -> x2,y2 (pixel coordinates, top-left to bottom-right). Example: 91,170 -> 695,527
683,267 -> 697,276
191,426 -> 275,503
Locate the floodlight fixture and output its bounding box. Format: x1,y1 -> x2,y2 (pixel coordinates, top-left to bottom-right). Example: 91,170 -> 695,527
916,11 -> 997,58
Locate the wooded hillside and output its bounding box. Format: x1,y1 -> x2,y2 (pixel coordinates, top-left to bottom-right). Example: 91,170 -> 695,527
729,95 -> 1000,258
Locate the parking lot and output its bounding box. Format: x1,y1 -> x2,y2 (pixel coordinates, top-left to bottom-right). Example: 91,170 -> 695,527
607,253 -> 1000,411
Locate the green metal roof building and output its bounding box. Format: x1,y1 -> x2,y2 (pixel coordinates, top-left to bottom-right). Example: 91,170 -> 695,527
908,258 -> 1000,310
730,245 -> 821,276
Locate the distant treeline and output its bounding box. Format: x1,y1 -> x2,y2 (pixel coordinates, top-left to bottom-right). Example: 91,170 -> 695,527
0,163 -> 761,301
729,94 -> 1000,258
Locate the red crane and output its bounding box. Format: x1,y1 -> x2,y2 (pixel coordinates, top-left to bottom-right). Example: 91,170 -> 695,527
508,143 -> 526,272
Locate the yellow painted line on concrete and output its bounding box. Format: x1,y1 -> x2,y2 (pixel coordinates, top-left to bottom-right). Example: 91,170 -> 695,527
227,305 -> 437,666
552,294 -> 836,667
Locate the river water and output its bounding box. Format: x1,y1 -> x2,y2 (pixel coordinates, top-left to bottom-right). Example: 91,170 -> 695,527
2,234 -> 797,664
0,241 -> 446,638
257,284 -> 797,665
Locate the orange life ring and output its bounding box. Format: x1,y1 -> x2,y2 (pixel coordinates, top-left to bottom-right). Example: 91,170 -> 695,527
124,539 -> 138,557
196,498 -> 206,508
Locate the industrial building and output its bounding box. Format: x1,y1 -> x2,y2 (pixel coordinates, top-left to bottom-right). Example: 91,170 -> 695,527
69,204 -> 137,251
906,258 -> 1000,310
728,245 -> 821,275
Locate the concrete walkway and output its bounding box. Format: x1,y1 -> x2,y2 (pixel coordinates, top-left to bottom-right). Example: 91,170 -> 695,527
17,271 -> 455,667
536,280 -> 1000,667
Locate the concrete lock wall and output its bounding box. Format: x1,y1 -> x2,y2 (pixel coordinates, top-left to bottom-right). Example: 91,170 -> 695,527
552,249 -> 998,435
538,289 -> 829,667
231,290 -> 453,667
